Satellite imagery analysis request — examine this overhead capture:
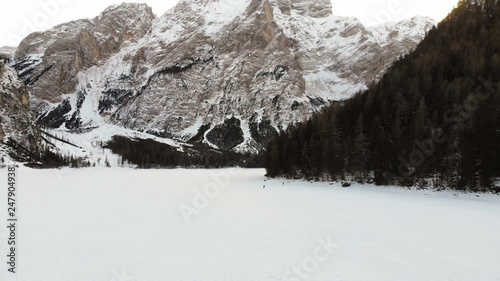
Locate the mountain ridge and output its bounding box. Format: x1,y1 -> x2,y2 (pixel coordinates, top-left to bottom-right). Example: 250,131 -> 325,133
3,0 -> 435,164
265,0 -> 500,191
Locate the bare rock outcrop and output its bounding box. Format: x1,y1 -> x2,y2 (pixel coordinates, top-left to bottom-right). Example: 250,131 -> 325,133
0,60 -> 40,157
13,0 -> 436,153
15,3 -> 155,103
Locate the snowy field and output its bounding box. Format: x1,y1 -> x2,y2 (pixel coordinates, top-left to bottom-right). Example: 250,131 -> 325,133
1,168 -> 500,281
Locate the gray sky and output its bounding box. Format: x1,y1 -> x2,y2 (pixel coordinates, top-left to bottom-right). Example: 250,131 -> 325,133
0,0 -> 459,47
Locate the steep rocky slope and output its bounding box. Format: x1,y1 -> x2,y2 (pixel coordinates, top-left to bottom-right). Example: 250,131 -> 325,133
0,57 -> 41,161
12,0 -> 435,154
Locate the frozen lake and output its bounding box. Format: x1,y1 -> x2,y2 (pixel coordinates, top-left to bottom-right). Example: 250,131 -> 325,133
1,168 -> 499,281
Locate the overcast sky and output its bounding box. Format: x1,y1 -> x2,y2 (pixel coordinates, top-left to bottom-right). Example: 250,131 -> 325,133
0,0 -> 459,47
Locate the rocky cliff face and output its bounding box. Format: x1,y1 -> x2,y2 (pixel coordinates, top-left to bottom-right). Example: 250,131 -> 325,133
14,3 -> 155,104
12,0 -> 436,154
0,58 -> 40,159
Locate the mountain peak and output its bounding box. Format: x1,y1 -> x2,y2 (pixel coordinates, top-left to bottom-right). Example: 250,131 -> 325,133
97,3 -> 155,26
11,0 -> 433,154
251,0 -> 333,19
287,0 -> 333,18
170,0 -> 334,20
101,2 -> 153,14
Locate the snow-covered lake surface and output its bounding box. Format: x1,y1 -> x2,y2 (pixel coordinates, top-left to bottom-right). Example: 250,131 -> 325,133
1,168 -> 499,281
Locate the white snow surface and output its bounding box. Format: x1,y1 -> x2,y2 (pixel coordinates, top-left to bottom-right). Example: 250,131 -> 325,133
0,168 -> 499,281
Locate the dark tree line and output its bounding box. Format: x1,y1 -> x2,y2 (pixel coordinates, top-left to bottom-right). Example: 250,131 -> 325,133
266,0 -> 500,192
6,138 -> 92,168
105,136 -> 264,169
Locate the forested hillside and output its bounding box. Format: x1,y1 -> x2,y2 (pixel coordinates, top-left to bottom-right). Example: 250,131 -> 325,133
266,0 -> 500,191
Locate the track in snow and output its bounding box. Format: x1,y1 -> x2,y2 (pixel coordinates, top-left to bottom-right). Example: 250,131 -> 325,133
0,168 -> 499,281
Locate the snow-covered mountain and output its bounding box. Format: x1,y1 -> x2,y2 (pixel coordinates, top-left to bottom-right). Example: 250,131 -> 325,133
11,0 -> 435,156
